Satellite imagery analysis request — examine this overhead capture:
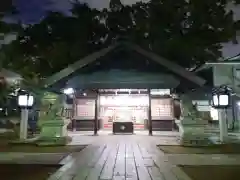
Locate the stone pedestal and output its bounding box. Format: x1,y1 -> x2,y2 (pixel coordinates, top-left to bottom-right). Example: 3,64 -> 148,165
19,109 -> 28,140
218,109 -> 228,143
37,119 -> 70,146
176,118 -> 210,146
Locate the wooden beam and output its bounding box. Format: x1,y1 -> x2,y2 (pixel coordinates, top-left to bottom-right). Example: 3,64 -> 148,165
94,92 -> 98,135
148,89 -> 152,136
206,61 -> 240,65
44,43 -> 119,87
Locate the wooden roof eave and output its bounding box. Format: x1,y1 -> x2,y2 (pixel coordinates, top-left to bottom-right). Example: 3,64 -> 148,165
44,43 -> 120,87
44,41 -> 206,88
195,61 -> 240,72
194,54 -> 240,72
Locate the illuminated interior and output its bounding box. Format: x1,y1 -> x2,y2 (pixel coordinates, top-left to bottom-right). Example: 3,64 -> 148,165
100,95 -> 149,106
74,89 -> 174,130
99,94 -> 149,129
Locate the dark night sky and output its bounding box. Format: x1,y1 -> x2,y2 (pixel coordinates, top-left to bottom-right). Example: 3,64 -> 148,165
4,0 -> 72,23
3,0 -> 147,24
1,0 -> 240,58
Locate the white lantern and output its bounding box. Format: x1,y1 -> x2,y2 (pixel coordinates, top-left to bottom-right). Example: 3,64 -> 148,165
212,86 -> 231,108
18,94 -> 34,108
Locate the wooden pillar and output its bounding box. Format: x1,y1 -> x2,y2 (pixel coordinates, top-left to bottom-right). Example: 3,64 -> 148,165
72,94 -> 77,131
94,92 -> 98,135
148,89 -> 153,136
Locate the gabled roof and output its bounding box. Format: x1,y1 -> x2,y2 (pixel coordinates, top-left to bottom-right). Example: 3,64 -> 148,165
195,53 -> 240,72
44,42 -> 206,87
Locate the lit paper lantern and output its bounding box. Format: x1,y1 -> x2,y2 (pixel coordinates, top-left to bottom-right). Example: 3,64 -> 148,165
211,85 -> 232,108
18,94 -> 34,108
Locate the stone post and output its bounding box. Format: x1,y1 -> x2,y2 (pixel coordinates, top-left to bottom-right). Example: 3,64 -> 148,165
20,108 -> 28,140
218,109 -> 228,142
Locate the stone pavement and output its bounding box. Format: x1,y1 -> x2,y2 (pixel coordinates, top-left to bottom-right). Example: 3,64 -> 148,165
48,134 -> 240,180
2,132 -> 240,180
68,131 -> 180,146
48,135 -> 190,180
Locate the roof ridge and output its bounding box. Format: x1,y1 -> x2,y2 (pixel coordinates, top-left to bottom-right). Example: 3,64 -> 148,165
44,41 -> 205,87
224,53 -> 240,61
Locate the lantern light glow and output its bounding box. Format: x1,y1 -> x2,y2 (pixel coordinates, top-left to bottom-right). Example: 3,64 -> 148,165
211,85 -> 231,108
18,94 -> 34,107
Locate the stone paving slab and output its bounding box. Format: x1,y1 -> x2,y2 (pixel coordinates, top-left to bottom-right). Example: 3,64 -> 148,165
68,133 -> 180,146
4,134 -> 240,180
8,134 -> 240,180
47,136 -> 187,180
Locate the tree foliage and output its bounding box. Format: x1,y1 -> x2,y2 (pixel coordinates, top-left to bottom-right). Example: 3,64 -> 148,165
1,3 -> 21,70
1,0 -> 240,79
